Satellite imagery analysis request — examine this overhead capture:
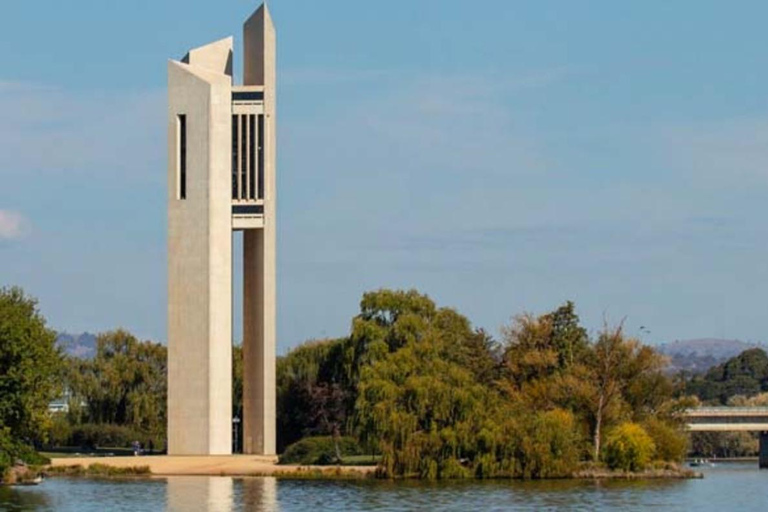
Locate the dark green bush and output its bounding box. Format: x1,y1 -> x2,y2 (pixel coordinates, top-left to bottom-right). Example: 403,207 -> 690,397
0,428 -> 13,474
46,413 -> 73,447
45,421 -> 165,453
68,423 -> 148,449
11,444 -> 50,465
279,436 -> 363,465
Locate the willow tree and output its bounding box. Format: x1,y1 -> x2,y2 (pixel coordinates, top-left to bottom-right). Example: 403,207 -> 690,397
348,289 -> 498,388
67,330 -> 167,439
355,331 -> 492,478
355,329 -> 584,479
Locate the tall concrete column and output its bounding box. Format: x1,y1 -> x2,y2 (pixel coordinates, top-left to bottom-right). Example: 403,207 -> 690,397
243,230 -> 276,455
167,38 -> 234,456
760,432 -> 768,469
242,5 -> 277,456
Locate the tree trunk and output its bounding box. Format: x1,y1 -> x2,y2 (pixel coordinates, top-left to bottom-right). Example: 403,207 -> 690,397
594,394 -> 604,461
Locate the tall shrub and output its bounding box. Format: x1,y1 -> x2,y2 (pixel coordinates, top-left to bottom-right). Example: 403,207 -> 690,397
603,422 -> 655,472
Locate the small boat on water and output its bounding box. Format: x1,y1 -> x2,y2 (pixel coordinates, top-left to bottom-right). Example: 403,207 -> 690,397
689,458 -> 716,468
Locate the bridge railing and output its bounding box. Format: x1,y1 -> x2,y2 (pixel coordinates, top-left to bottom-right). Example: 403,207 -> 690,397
685,407 -> 768,416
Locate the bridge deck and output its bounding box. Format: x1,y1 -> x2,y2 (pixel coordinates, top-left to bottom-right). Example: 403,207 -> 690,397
685,407 -> 768,432
686,407 -> 768,417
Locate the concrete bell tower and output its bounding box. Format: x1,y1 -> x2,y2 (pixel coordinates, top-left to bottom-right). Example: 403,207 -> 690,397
167,3 -> 276,456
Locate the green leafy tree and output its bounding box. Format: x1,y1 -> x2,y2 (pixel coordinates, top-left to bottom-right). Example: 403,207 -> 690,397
502,313 -> 561,387
347,290 -> 498,387
515,408 -> 583,479
356,332 -> 492,479
66,330 -> 167,445
0,287 -> 63,443
500,303 -> 592,413
543,301 -> 590,368
686,348 -> 768,403
275,290 -> 500,455
690,431 -> 758,458
642,418 -> 687,462
275,338 -> 346,451
275,292 -> 684,478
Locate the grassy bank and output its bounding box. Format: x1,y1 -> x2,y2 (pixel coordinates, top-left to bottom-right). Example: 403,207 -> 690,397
274,463 -> 702,481
251,467 -> 373,480
44,457 -> 701,481
46,464 -> 151,477
573,463 -> 702,480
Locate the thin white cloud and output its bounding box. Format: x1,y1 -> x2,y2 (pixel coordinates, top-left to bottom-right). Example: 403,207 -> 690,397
0,81 -> 164,180
285,69 -> 554,189
0,210 -> 27,240
0,80 -> 57,94
662,116 -> 768,187
281,68 -> 392,86
282,66 -> 573,91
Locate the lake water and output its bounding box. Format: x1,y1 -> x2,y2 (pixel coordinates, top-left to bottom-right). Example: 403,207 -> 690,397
1,463 -> 766,511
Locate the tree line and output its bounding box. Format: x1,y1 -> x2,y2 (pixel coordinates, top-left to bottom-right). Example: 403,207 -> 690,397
3,285 -> 767,478
684,348 -> 768,458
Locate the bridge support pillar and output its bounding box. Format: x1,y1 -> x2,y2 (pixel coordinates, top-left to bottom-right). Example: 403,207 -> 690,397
760,432 -> 768,469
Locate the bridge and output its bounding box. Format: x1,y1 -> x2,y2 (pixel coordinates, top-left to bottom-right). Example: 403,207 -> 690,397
685,407 -> 768,468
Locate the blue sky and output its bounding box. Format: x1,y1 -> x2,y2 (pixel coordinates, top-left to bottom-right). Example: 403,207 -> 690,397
1,1 -> 768,352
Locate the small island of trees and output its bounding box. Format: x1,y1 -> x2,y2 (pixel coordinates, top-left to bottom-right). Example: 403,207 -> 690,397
274,290 -> 689,478
3,285 -> 766,480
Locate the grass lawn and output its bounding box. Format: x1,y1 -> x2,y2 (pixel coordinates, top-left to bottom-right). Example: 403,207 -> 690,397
40,447 -> 139,458
39,452 -> 73,459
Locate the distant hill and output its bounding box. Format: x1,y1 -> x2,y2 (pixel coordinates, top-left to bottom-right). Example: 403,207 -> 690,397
656,338 -> 766,374
56,332 -> 97,359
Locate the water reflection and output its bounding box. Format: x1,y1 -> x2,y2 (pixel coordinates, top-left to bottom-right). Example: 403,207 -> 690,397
165,476 -> 278,511
0,484 -> 52,510
239,477 -> 279,511
0,463 -> 765,512
166,476 -> 233,512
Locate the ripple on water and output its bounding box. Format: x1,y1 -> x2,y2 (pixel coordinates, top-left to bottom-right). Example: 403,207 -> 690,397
0,463 -> 766,511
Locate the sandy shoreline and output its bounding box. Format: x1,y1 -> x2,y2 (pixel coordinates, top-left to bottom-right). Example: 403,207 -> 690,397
49,455 -> 375,478
49,456 -> 703,481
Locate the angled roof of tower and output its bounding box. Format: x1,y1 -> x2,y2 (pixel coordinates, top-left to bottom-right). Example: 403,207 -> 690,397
181,36 -> 234,77
244,3 -> 274,35
243,3 -> 276,86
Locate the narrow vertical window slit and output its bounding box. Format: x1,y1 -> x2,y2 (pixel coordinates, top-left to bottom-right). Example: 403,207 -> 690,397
249,115 -> 256,200
178,114 -> 186,200
232,115 -> 238,199
258,115 -> 264,200
240,115 -> 247,199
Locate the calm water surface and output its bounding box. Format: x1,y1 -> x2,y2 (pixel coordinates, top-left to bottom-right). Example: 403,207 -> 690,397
1,463 -> 766,511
